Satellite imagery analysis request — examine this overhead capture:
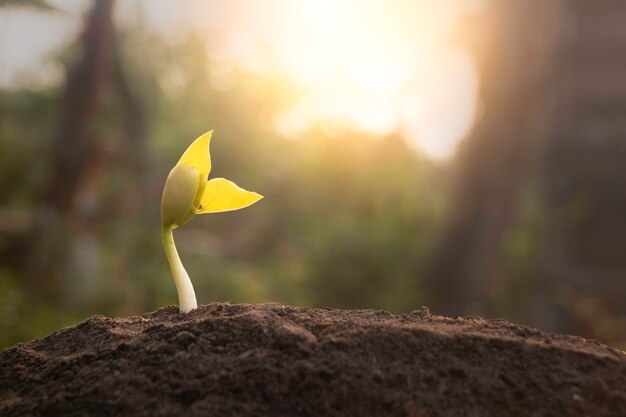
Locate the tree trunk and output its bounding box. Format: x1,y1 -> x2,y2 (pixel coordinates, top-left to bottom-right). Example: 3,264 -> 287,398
46,0 -> 115,213
425,1 -> 565,317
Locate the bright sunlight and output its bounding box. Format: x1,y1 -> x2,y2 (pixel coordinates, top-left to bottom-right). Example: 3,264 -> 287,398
202,0 -> 481,159
0,0 -> 482,159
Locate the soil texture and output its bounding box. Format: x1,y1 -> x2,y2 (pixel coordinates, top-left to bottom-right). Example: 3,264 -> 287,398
1,303 -> 625,417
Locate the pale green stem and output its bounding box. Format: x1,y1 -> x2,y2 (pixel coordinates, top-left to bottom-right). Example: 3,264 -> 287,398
162,225 -> 197,313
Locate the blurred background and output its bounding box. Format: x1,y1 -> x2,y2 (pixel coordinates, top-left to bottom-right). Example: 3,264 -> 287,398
1,0 -> 625,349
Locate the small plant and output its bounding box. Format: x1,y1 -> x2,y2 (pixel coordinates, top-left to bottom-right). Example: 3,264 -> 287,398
161,131 -> 263,313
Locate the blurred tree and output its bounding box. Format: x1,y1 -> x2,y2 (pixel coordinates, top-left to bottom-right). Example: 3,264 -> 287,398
0,0 -> 115,300
425,1 -> 565,318
46,0 -> 114,213
426,0 -> 625,344
538,0 -> 626,339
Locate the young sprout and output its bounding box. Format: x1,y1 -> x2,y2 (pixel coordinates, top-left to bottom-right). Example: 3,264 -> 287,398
161,131 -> 263,313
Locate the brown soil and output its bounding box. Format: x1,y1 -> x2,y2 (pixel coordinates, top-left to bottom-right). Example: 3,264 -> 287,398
1,303 -> 625,417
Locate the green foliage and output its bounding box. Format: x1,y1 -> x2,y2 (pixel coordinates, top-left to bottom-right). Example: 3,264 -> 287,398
0,31 -> 448,347
6,26 -> 621,349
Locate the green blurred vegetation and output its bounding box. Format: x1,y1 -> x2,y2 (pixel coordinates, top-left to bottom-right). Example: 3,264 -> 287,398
0,31 -> 449,348
1,1 -> 624,350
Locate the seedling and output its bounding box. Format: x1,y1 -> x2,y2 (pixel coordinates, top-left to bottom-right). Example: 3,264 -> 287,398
161,131 -> 263,313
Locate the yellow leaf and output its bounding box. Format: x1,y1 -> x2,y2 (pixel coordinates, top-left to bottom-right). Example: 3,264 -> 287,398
197,178 -> 263,214
179,130 -> 212,179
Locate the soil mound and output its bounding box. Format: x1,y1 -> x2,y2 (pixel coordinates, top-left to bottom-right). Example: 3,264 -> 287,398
1,303 -> 625,417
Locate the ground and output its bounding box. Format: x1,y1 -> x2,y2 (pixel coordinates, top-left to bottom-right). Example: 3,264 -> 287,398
1,303 -> 625,417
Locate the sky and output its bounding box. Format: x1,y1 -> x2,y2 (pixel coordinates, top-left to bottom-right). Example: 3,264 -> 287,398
0,0 -> 484,159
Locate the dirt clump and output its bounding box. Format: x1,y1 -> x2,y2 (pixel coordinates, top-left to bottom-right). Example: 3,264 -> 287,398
1,303 -> 625,417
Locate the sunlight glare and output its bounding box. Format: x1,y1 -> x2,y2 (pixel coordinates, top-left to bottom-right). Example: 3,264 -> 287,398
205,0 -> 480,159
